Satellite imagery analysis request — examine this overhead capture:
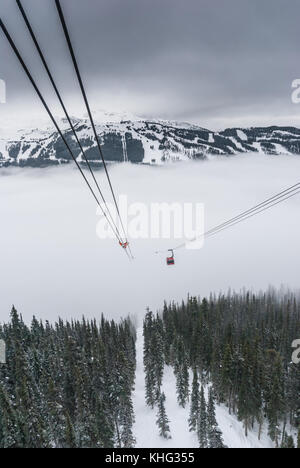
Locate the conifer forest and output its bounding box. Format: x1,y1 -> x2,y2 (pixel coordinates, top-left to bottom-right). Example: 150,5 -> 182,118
0,289 -> 299,448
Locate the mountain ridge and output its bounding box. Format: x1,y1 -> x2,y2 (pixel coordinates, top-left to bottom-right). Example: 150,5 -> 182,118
1,112 -> 300,168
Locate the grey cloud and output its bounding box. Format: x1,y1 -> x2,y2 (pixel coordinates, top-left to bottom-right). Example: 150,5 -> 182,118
0,0 -> 300,130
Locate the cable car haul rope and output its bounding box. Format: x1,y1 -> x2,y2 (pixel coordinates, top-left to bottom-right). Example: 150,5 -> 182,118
1,2 -> 299,264
15,0 -> 121,241
0,0 -> 132,260
160,181 -> 300,265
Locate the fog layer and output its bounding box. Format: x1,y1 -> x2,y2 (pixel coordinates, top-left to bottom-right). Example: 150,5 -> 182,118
0,155 -> 300,325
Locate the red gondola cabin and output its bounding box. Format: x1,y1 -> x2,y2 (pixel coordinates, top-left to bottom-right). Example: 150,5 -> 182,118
166,250 -> 175,266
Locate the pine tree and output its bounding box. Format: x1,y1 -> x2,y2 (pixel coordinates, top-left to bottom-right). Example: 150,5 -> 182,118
0,310 -> 137,448
120,391 -> 136,448
198,386 -> 208,448
189,369 -> 200,432
265,352 -> 285,447
281,431 -> 295,449
65,413 -> 77,448
155,289 -> 300,449
156,393 -> 171,439
207,388 -> 226,448
143,310 -> 157,408
95,398 -> 114,448
237,350 -> 253,437
0,384 -> 21,448
174,338 -> 189,408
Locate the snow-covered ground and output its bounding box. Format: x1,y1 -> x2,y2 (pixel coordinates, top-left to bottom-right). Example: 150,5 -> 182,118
133,327 -> 198,448
133,327 -> 290,449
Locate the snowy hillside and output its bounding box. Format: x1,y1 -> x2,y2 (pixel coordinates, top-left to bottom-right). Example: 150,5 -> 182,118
133,328 -> 297,449
1,111 -> 300,167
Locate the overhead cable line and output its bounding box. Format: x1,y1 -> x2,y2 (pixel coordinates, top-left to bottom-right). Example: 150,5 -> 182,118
0,18 -> 126,248
55,0 -> 132,258
16,0 -> 123,242
178,182 -> 300,250
204,186 -> 300,241
157,182 -> 300,253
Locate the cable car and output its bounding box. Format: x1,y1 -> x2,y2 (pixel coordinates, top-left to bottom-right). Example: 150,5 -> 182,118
166,250 -> 175,266
119,241 -> 129,250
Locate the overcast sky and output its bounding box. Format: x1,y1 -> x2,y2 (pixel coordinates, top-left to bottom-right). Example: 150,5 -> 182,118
0,0 -> 300,130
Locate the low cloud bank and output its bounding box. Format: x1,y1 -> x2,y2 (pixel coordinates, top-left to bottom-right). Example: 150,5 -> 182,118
0,155 -> 300,324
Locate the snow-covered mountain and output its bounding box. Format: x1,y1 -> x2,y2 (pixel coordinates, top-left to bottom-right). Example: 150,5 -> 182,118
1,112 -> 300,168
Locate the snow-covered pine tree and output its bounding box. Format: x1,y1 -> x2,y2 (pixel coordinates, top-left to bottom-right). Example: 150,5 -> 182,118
174,337 -> 189,408
0,307 -> 136,448
198,386 -> 208,448
188,369 -> 200,432
0,384 -> 21,448
156,392 -> 171,439
144,310 -> 156,408
207,387 -> 226,448
65,413 -> 76,448
153,315 -> 165,399
157,289 -> 300,448
281,431 -> 295,449
265,351 -> 285,447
